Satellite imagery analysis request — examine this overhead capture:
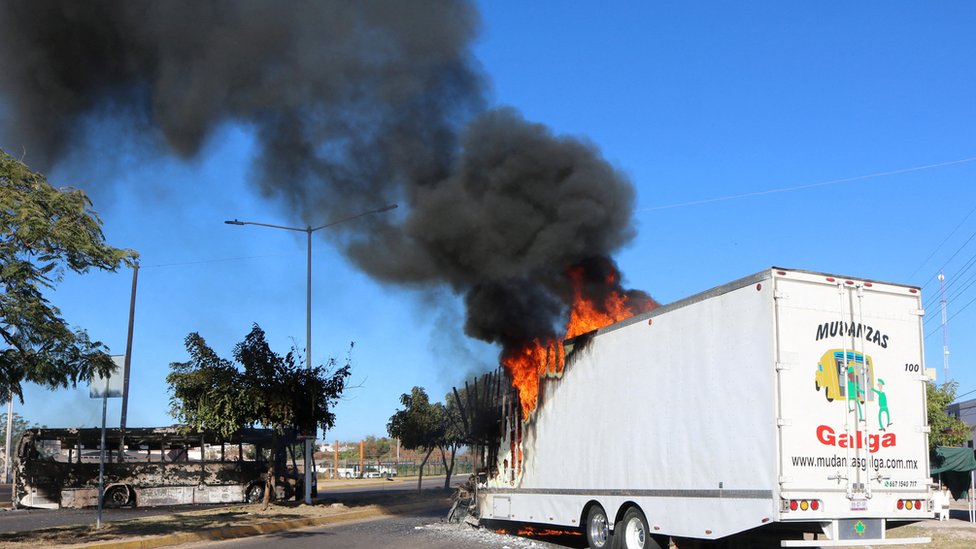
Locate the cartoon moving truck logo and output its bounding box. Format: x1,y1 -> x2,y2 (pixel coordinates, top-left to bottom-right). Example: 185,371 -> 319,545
815,349 -> 892,431
816,349 -> 874,401
815,349 -> 875,412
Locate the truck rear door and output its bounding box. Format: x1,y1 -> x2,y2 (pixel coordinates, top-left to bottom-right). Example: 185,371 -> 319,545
772,269 -> 930,520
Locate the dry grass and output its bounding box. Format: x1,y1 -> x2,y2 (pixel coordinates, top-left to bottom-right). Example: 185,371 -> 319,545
886,518 -> 976,549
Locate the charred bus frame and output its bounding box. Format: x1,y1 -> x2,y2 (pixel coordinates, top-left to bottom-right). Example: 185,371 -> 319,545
13,426 -> 308,509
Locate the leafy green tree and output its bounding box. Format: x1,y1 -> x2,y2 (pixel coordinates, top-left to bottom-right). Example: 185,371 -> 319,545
1,411 -> 42,473
168,324 -> 351,508
927,381 -> 971,449
0,149 -> 137,401
1,411 -> 40,444
166,333 -> 243,435
338,446 -> 360,463
363,435 -> 392,461
388,387 -> 445,492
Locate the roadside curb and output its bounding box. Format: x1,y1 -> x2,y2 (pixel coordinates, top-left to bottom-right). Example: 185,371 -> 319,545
75,501 -> 444,549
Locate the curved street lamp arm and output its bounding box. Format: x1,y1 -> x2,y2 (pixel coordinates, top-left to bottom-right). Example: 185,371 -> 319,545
224,219 -> 306,232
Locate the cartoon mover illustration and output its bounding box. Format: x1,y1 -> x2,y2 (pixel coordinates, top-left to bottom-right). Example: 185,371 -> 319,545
815,349 -> 890,430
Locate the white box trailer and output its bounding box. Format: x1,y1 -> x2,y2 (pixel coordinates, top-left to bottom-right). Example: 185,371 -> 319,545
478,268 -> 933,548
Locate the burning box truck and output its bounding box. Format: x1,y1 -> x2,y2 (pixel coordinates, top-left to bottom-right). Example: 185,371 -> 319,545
477,268 -> 933,548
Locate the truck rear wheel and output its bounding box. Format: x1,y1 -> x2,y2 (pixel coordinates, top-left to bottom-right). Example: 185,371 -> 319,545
614,507 -> 661,549
585,504 -> 612,548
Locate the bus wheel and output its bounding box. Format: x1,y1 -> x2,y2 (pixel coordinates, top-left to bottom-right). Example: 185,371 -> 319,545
245,483 -> 264,504
584,504 -> 612,548
614,507 -> 660,549
104,485 -> 131,508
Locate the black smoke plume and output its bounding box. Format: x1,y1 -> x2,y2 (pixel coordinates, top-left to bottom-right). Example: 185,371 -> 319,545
0,0 -> 648,355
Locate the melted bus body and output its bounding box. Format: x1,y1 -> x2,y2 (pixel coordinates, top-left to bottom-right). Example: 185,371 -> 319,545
478,268 -> 933,548
13,426 -> 305,509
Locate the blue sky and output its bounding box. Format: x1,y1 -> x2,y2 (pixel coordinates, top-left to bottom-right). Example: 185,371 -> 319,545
6,1 -> 976,441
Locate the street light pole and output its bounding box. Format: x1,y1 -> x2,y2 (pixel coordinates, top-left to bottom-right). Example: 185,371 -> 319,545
225,203 -> 396,504
305,226 -> 312,502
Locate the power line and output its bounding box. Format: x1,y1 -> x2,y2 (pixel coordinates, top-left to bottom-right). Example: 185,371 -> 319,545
909,202 -> 976,280
141,252 -> 300,269
948,270 -> 976,304
639,156 -> 976,212
918,228 -> 976,294
925,291 -> 976,341
920,247 -> 976,330
954,387 -> 976,402
922,253 -> 976,319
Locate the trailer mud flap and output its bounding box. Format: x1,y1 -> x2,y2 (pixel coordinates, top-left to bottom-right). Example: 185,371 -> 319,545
837,518 -> 881,540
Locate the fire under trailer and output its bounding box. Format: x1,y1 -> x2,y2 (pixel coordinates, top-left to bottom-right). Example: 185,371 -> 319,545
478,268 -> 933,548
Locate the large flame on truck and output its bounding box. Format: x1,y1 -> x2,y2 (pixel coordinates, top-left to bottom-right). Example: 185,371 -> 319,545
501,262 -> 657,417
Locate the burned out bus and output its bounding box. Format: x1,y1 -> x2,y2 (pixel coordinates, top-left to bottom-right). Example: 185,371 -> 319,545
13,426 -> 308,509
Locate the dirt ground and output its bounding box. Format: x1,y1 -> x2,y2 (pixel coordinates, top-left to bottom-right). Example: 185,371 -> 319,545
0,490 -> 453,548
2,493 -> 975,549
884,510 -> 976,549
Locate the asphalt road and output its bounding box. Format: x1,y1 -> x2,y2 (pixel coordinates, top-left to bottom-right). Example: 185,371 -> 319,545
0,475 -> 460,533
176,505 -> 587,549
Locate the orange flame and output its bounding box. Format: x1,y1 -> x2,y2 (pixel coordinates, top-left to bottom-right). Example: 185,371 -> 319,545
517,526 -> 584,537
501,263 -> 656,417
497,527 -> 583,537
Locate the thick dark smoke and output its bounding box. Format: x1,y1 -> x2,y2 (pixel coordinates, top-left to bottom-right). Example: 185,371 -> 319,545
0,0 -> 647,354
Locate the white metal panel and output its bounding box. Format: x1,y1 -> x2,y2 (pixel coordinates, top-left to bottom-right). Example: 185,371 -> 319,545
773,270 -> 930,519
480,268 -> 933,542
503,274 -> 778,538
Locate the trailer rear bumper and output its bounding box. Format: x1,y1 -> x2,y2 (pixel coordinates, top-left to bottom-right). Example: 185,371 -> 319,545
776,516 -> 931,547
782,537 -> 930,547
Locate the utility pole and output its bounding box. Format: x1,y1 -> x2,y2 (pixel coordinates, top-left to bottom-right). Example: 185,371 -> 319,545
225,204 -> 396,503
119,262 -> 139,460
939,272 -> 950,382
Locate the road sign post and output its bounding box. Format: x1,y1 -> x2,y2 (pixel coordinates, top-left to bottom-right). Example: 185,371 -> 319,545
90,357 -> 124,529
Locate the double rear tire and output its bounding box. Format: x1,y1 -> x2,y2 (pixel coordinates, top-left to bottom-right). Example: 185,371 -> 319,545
615,507 -> 660,549
585,505 -> 662,549
585,505 -> 612,548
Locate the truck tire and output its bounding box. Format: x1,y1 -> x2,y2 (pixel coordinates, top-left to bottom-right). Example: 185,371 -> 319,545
613,507 -> 661,549
104,485 -> 131,508
245,483 -> 264,504
585,504 -> 612,548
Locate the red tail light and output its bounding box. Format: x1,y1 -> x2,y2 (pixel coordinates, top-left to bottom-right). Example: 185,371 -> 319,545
786,499 -> 822,512
898,499 -> 925,511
